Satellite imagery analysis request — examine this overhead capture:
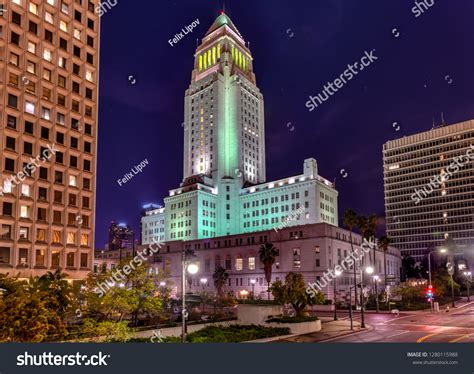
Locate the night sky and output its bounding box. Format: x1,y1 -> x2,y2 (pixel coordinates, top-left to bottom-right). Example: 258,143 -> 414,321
95,0 -> 474,247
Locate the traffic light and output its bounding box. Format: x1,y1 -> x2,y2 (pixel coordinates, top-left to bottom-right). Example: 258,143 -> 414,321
426,285 -> 434,302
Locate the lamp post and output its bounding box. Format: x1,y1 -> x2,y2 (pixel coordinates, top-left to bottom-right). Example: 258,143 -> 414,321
373,275 -> 380,313
428,248 -> 448,311
250,279 -> 256,299
333,269 -> 342,321
181,250 -> 199,343
463,271 -> 472,302
360,266 -> 374,328
240,289 -> 249,303
200,277 -> 208,290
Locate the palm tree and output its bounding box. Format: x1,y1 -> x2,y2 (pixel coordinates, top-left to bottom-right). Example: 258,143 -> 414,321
378,235 -> 393,291
258,242 -> 278,300
343,209 -> 358,309
357,215 -> 377,267
212,266 -> 229,297
367,214 -> 378,267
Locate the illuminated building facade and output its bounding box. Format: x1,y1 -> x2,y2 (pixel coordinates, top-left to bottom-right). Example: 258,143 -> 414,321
384,119 -> 474,262
163,13 -> 338,242
0,0 -> 99,279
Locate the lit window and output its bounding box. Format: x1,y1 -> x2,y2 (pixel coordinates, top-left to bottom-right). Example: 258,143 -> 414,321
22,184 -> 30,196
248,257 -> 255,270
60,20 -> 68,32
86,69 -> 93,82
61,1 -> 69,13
41,107 -> 51,121
43,48 -> 53,62
27,41 -> 36,54
81,233 -> 89,246
52,230 -> 61,243
20,205 -> 29,218
293,248 -> 301,268
45,12 -> 54,24
47,0 -> 55,5
69,175 -> 77,187
58,56 -> 67,68
3,180 -> 13,194
235,257 -> 243,271
74,28 -> 81,40
29,2 -> 38,14
67,232 -> 75,244
25,101 -> 35,114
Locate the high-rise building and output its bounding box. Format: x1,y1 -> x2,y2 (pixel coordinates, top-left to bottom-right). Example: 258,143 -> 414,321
108,222 -> 134,253
0,0 -> 99,279
383,119 -> 474,262
163,12 -> 338,241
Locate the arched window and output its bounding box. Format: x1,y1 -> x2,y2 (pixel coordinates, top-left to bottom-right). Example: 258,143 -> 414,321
203,52 -> 207,69
217,43 -> 221,58
207,50 -> 212,67
212,46 -> 216,65
198,55 -> 203,71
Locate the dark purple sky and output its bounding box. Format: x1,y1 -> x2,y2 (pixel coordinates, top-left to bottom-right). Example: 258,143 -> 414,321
95,0 -> 474,247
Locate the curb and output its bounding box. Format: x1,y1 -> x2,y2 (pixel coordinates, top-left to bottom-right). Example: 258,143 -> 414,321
317,324 -> 374,343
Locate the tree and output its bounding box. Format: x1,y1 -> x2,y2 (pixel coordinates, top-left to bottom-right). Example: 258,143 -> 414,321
83,259 -> 163,324
212,266 -> 229,297
259,242 -> 279,299
392,284 -> 424,308
432,268 -> 460,298
343,209 -> 358,308
378,235 -> 393,290
0,277 -> 68,342
271,273 -> 325,317
402,254 -> 424,280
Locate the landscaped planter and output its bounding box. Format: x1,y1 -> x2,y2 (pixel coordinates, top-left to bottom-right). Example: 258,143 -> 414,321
264,319 -> 321,335
237,304 -> 283,325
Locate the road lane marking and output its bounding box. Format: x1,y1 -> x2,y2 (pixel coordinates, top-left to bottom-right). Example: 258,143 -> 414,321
417,333 -> 438,343
449,334 -> 472,343
386,331 -> 409,339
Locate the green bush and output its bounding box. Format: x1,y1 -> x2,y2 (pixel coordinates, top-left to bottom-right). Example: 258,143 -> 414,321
130,324 -> 290,343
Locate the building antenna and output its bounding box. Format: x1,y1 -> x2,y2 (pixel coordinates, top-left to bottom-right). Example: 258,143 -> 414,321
196,38 -> 199,47
441,112 -> 446,125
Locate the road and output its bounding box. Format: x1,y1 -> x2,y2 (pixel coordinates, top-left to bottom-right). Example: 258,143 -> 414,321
321,301 -> 474,343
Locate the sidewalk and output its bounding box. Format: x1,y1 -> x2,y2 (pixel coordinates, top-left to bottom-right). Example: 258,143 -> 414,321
271,320 -> 365,343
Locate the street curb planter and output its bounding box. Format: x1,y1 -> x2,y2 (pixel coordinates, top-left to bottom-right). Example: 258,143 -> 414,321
265,320 -> 321,335
237,304 -> 283,325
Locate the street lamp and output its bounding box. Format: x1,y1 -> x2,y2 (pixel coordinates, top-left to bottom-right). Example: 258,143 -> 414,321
159,281 -> 166,287
463,271 -> 472,302
359,266 -> 374,328
200,277 -> 208,290
181,250 -> 199,343
427,248 -> 448,311
250,279 -> 256,298
240,289 -> 249,304
333,269 -> 342,321
373,275 -> 380,313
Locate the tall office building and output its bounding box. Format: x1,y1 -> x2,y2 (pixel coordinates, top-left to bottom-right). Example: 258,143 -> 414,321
108,222 -> 134,252
163,12 -> 338,241
0,0 -> 99,279
383,119 -> 474,262
141,204 -> 165,245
